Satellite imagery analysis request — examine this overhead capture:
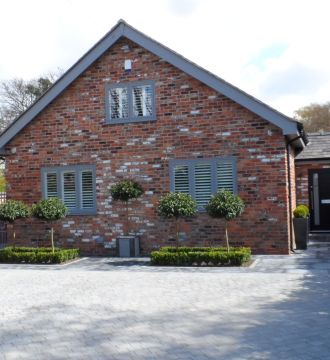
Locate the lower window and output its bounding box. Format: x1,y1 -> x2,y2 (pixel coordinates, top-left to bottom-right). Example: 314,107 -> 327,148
169,157 -> 237,210
41,165 -> 96,215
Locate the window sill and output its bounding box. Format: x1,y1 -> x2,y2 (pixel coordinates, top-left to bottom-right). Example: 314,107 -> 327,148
106,116 -> 157,125
67,209 -> 97,216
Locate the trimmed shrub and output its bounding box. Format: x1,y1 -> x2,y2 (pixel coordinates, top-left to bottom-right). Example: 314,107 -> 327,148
159,246 -> 248,253
158,192 -> 197,247
109,180 -> 144,235
109,180 -> 144,202
206,190 -> 245,252
0,200 -> 30,244
32,198 -> 68,253
158,192 -> 197,218
31,198 -> 68,221
0,247 -> 80,264
151,246 -> 251,266
293,204 -> 309,218
0,200 -> 30,223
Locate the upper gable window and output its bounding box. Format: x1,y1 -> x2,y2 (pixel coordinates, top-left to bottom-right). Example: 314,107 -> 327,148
106,81 -> 156,124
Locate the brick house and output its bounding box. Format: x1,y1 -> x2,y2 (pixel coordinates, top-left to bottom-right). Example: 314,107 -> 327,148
0,20 -> 308,255
296,133 -> 330,232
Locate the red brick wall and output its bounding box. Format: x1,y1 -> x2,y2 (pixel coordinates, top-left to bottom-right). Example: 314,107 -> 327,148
5,38 -> 291,255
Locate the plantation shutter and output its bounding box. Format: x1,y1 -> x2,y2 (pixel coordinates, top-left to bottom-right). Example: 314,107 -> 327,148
46,173 -> 58,198
174,165 -> 190,194
132,84 -> 153,117
170,157 -> 236,210
81,171 -> 94,209
109,87 -> 128,119
217,161 -> 234,192
194,163 -> 212,207
63,172 -> 76,209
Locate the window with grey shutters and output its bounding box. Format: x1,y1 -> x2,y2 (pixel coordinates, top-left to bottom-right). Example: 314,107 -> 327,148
194,163 -> 212,208
46,172 -> 58,198
81,171 -> 94,209
106,81 -> 155,124
174,165 -> 190,194
63,172 -> 76,209
170,157 -> 236,209
217,161 -> 234,192
41,165 -> 96,215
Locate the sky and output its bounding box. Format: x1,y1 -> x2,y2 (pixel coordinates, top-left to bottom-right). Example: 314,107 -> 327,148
1,0 -> 330,117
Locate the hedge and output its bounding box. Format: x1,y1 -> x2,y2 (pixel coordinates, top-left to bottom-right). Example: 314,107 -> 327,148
0,247 -> 80,264
150,246 -> 251,266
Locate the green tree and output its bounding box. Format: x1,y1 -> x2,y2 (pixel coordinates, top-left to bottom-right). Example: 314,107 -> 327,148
0,200 -> 30,244
0,169 -> 6,192
109,180 -> 144,235
32,198 -> 68,253
294,102 -> 330,133
206,190 -> 245,252
158,192 -> 197,248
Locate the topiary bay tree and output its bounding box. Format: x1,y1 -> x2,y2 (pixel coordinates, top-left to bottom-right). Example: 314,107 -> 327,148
0,200 -> 30,245
32,198 -> 68,253
206,190 -> 245,252
158,192 -> 197,248
109,180 -> 144,235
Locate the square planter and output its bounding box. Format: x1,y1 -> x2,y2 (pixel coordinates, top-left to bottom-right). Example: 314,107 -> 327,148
293,218 -> 309,250
116,235 -> 140,257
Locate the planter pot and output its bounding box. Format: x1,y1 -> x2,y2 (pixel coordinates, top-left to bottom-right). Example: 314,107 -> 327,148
293,218 -> 309,250
116,235 -> 140,257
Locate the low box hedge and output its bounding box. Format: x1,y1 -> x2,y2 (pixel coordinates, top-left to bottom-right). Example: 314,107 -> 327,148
150,246 -> 251,266
0,247 -> 80,264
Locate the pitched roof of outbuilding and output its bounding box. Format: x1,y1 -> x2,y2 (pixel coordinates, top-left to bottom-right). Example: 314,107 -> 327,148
296,133 -> 330,160
0,19 -> 306,152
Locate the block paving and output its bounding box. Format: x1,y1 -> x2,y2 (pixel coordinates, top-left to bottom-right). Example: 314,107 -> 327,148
0,242 -> 329,359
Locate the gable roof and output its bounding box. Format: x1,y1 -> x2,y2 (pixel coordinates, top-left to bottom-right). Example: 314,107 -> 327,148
296,133 -> 330,161
0,19 -> 306,152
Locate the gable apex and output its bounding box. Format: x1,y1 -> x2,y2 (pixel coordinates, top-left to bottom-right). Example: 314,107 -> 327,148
0,20 -> 304,150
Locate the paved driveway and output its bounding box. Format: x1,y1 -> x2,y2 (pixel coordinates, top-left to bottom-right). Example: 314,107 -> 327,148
0,243 -> 330,360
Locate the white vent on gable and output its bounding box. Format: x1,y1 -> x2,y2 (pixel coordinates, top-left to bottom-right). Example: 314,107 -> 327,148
124,59 -> 132,71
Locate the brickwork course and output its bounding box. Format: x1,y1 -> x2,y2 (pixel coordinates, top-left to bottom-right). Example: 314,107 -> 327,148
2,21 -> 306,255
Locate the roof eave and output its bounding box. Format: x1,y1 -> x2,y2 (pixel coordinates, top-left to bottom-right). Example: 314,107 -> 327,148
0,21 -> 125,149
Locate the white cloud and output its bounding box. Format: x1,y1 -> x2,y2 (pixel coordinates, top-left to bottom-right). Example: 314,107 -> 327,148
166,0 -> 200,16
1,0 -> 330,117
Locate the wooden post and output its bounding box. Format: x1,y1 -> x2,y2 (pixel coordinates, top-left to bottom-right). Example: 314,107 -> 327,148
176,217 -> 180,249
51,227 -> 54,254
126,201 -> 129,235
225,220 -> 229,253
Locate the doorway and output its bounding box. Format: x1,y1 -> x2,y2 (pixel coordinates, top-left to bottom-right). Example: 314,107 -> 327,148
309,169 -> 330,231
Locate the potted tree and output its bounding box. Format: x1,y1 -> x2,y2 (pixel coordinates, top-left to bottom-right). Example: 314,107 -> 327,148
293,204 -> 309,250
109,180 -> 144,257
31,198 -> 68,253
206,190 -> 245,252
0,200 -> 30,246
158,192 -> 197,248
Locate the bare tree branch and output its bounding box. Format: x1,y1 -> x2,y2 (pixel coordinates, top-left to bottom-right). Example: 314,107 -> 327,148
0,69 -> 64,133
